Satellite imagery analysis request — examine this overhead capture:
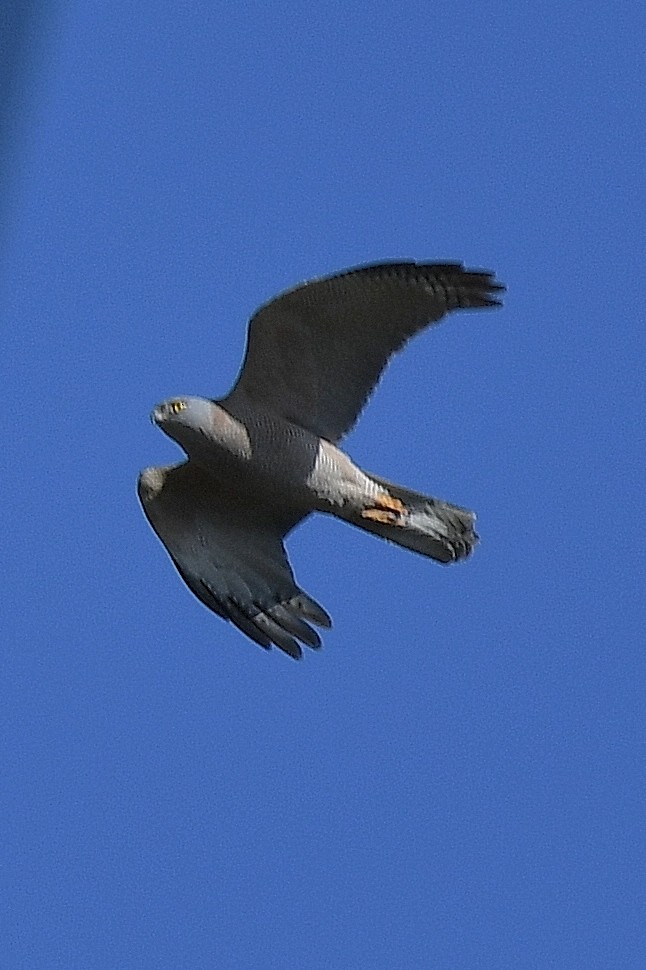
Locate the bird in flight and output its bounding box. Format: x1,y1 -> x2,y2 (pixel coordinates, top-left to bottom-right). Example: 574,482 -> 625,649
138,261 -> 504,659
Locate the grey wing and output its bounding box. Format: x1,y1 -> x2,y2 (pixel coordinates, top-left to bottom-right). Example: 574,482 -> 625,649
225,261 -> 504,443
137,462 -> 331,659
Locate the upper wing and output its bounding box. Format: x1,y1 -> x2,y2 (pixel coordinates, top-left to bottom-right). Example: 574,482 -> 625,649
137,462 -> 331,659
225,261 -> 504,443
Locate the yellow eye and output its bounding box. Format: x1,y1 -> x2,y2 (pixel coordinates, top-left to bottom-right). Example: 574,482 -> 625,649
170,400 -> 187,414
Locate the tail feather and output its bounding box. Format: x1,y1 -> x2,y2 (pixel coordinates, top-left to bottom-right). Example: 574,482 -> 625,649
350,474 -> 478,564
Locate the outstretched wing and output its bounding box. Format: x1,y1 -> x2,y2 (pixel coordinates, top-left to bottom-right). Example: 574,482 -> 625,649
137,462 -> 330,659
225,261 -> 504,443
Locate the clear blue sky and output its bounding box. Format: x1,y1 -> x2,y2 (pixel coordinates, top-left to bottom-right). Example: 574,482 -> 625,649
2,2 -> 645,967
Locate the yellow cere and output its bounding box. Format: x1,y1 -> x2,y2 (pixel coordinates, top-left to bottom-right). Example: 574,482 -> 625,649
170,400 -> 187,414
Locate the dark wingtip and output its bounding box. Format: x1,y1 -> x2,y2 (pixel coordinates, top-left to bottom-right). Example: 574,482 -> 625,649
290,593 -> 332,630
458,267 -> 506,310
482,276 -> 506,307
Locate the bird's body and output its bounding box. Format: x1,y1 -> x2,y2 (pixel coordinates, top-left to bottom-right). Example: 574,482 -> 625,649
139,260 -> 505,658
152,396 -> 382,513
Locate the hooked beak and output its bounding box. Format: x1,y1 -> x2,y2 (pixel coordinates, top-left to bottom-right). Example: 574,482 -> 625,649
150,404 -> 163,425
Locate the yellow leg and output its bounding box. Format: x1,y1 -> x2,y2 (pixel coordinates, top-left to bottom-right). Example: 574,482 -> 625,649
360,492 -> 407,526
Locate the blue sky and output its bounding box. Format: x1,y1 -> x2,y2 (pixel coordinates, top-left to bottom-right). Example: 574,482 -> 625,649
2,2 -> 645,967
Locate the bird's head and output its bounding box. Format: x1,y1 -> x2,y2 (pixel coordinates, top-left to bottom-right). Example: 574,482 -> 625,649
151,396 -> 211,429
151,396 -> 216,453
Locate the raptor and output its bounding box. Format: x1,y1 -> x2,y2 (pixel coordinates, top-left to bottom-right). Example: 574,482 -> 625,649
138,261 -> 504,659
